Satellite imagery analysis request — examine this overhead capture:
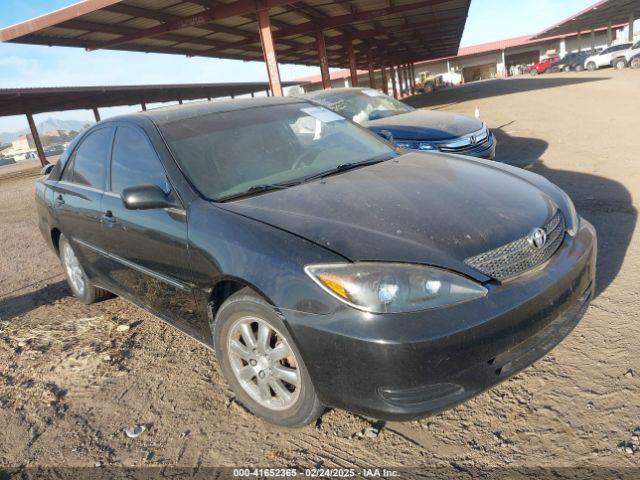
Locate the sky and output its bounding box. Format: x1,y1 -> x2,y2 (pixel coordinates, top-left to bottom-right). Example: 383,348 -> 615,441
0,0 -> 598,133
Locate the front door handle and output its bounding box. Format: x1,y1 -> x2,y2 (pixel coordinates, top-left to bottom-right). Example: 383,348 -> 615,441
102,210 -> 116,224
54,194 -> 65,206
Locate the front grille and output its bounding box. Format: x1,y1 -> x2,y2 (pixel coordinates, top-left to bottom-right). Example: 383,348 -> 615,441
464,211 -> 565,281
438,126 -> 490,153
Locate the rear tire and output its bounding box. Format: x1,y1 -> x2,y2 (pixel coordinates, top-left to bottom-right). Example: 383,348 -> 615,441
59,234 -> 112,304
213,288 -> 324,427
564,65 -> 572,72
631,57 -> 640,69
575,64 -> 584,72
586,62 -> 597,71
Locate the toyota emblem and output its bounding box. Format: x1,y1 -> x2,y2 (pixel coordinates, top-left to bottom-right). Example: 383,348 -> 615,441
528,228 -> 547,249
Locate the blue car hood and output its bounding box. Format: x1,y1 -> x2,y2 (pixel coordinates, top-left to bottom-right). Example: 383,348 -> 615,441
363,110 -> 483,141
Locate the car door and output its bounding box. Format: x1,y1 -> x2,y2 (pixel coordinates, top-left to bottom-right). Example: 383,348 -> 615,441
99,124 -> 203,338
52,126 -> 114,280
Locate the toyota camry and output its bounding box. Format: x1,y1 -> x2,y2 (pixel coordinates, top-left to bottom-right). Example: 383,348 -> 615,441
36,97 -> 596,427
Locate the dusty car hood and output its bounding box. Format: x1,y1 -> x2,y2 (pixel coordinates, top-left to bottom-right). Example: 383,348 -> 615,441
363,110 -> 483,141
218,153 -> 558,280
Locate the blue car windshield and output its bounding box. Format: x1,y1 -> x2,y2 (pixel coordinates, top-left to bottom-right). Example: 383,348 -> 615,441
159,102 -> 396,201
307,90 -> 415,123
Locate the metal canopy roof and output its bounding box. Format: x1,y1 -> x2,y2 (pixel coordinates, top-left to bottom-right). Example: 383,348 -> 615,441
532,0 -> 638,39
0,0 -> 471,69
0,82 -> 299,117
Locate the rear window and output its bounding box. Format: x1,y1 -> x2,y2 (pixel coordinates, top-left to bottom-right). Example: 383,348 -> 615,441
67,127 -> 113,190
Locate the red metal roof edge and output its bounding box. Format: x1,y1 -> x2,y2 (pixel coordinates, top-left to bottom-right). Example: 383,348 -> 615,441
0,0 -> 125,42
534,0 -> 611,38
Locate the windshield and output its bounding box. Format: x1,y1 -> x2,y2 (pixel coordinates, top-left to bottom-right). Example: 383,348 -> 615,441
307,89 -> 415,124
159,102 -> 396,201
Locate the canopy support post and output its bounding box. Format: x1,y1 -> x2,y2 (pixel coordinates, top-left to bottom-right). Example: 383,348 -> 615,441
26,113 -> 47,167
257,8 -> 283,97
316,30 -> 332,90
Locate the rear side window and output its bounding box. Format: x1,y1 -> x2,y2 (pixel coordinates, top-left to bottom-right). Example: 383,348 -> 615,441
110,126 -> 168,194
70,128 -> 113,190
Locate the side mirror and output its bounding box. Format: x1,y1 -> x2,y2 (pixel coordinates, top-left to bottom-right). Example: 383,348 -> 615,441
41,163 -> 54,176
378,129 -> 394,143
121,184 -> 174,210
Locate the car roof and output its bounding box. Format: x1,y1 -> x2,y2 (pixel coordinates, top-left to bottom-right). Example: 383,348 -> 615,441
104,96 -> 309,127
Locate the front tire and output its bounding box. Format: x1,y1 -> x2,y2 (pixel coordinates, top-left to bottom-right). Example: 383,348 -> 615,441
575,64 -> 584,72
586,62 -> 597,71
614,58 -> 627,70
59,234 -> 112,304
631,57 -> 640,69
213,288 -> 324,427
529,69 -> 538,76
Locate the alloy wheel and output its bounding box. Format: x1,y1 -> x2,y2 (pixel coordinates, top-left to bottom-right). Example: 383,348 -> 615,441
62,242 -> 86,296
227,316 -> 300,411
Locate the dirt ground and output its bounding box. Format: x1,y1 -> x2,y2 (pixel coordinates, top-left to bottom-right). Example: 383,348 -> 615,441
1,70 -> 639,477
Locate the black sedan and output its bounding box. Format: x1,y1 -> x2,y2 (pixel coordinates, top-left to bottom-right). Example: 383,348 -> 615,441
36,98 -> 595,427
304,87 -> 497,159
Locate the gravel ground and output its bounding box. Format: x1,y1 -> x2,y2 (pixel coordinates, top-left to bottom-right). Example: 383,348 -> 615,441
1,70 -> 639,478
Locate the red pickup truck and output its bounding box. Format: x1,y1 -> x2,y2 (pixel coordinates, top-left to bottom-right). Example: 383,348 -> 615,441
528,56 -> 559,75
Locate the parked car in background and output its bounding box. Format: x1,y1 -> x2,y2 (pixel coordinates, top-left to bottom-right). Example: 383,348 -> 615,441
553,52 -> 590,72
584,43 -> 633,70
44,144 -> 66,157
528,56 -> 558,75
36,98 -> 596,427
303,88 -> 496,159
625,40 -> 640,69
0,155 -> 16,166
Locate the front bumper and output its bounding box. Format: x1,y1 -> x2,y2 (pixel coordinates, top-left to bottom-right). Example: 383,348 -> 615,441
285,218 -> 596,420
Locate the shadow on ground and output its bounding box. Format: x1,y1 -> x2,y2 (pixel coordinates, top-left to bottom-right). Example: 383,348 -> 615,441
405,76 -> 608,109
492,125 -> 636,298
0,280 -> 69,321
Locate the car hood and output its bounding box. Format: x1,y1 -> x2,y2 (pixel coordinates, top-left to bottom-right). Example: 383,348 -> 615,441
362,110 -> 483,141
217,153 -> 558,280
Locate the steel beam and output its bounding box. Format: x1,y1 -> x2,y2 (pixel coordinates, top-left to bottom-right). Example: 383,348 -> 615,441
87,0 -> 297,51
274,0 -> 452,39
630,13 -> 635,42
390,66 -> 398,99
316,31 -> 332,90
141,102 -> 147,111
367,50 -> 376,89
380,63 -> 389,95
258,9 -> 283,97
26,113 -> 47,167
347,38 -> 358,87
397,63 -> 405,97
92,107 -> 101,122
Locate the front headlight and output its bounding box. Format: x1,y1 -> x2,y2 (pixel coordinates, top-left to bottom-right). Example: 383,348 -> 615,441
394,140 -> 436,151
555,187 -> 579,236
305,263 -> 487,313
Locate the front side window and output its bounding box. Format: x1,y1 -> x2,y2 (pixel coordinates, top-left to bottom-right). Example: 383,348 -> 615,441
70,127 -> 113,190
110,126 -> 168,194
307,90 -> 415,123
159,102 -> 395,201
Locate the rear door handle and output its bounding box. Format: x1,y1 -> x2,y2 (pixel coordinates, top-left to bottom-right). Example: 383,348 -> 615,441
102,210 -> 116,224
54,194 -> 65,206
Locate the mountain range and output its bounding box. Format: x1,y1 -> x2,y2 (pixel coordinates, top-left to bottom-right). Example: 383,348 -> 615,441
0,118 -> 92,144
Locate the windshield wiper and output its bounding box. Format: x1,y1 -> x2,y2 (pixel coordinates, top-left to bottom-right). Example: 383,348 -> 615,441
218,183 -> 295,202
299,155 -> 395,184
